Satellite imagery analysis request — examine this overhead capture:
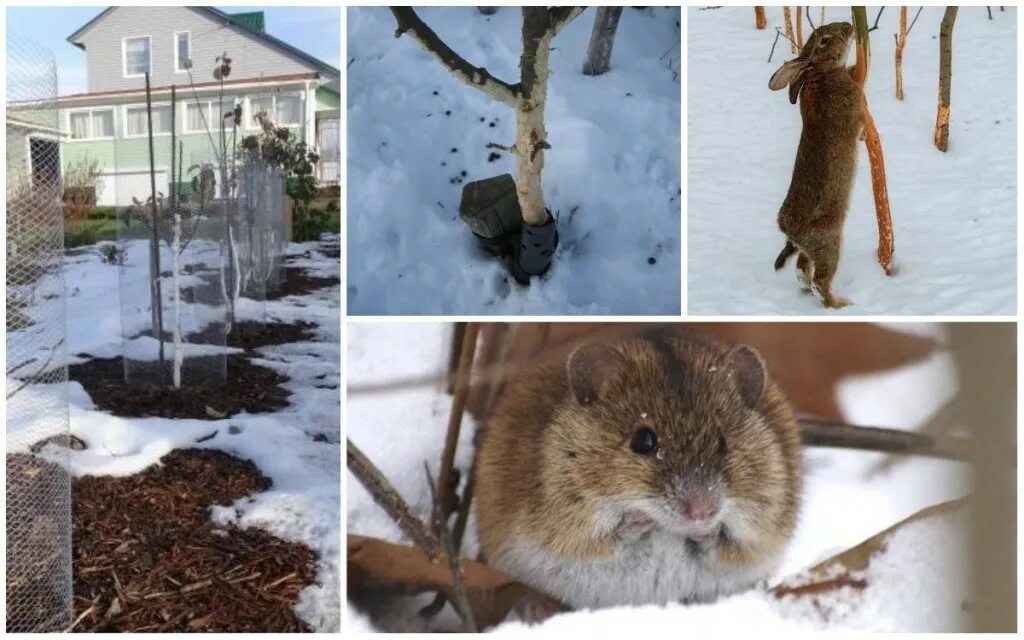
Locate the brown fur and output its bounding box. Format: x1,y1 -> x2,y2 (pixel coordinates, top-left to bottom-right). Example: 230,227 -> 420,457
475,328 -> 803,578
769,22 -> 863,309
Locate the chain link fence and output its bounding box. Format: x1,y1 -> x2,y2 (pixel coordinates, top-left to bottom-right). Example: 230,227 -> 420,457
5,35 -> 72,632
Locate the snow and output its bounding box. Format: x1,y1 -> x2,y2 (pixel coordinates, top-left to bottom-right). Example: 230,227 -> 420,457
688,6 -> 1016,315
25,239 -> 341,632
346,323 -> 971,632
347,7 -> 681,315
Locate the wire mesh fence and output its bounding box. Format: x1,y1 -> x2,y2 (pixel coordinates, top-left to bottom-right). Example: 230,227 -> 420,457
237,161 -> 287,302
5,35 -> 73,632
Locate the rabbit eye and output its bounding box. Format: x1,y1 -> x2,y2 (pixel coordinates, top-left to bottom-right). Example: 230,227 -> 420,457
818,36 -> 832,47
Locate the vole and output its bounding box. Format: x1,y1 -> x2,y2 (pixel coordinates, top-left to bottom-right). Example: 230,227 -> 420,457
768,22 -> 863,309
474,328 -> 802,613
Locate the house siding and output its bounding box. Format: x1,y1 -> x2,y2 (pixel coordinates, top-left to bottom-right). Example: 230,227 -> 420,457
74,6 -> 322,93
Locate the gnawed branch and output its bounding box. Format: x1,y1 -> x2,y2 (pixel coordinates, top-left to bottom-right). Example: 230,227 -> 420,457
347,438 -> 442,561
390,7 -> 520,106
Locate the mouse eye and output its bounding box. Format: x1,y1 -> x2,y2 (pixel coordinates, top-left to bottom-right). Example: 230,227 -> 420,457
630,427 -> 658,455
718,434 -> 729,456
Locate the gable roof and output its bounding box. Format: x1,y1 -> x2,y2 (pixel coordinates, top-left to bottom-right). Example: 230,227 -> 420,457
66,6 -> 339,79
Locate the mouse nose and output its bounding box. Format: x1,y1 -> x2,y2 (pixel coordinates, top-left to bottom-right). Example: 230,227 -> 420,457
682,493 -> 719,523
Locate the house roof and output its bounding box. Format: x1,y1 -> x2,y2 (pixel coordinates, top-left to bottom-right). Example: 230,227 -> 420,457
66,6 -> 339,79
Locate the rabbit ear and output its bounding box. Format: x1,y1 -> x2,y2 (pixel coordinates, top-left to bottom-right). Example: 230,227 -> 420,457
768,59 -> 808,92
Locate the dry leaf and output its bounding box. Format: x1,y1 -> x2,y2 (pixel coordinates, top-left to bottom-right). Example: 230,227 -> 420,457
348,534 -> 562,629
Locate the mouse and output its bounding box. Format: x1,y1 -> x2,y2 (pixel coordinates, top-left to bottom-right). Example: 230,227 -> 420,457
474,327 -> 803,614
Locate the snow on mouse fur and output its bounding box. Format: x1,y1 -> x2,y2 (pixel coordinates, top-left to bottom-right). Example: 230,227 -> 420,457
346,323 -> 970,632
688,6 -> 1016,315
58,239 -> 341,632
346,7 -> 681,315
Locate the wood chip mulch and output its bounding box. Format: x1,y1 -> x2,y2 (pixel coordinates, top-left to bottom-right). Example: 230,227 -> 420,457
263,267 -> 339,301
67,355 -> 291,419
139,320 -> 319,352
72,449 -> 317,632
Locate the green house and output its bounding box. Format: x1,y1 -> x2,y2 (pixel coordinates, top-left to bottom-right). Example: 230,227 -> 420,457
9,6 -> 339,207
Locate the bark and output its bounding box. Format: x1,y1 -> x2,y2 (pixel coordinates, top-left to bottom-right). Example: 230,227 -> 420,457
852,7 -> 895,275
783,7 -> 797,54
755,6 -> 766,30
582,7 -> 623,76
795,6 -> 804,48
934,6 -> 957,152
894,6 -> 908,100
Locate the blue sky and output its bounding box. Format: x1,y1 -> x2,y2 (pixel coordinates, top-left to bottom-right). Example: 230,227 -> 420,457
6,6 -> 340,96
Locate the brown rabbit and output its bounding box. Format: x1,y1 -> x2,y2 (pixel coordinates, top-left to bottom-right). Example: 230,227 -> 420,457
769,22 -> 862,309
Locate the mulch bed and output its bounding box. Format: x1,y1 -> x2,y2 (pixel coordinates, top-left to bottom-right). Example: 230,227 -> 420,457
72,448 -> 317,632
264,267 -> 339,301
67,355 -> 291,419
139,321 -> 319,352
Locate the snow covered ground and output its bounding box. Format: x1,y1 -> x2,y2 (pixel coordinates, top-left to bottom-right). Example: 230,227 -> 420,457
688,6 -> 1016,315
346,322 -> 972,632
347,7 -> 681,315
10,238 -> 342,631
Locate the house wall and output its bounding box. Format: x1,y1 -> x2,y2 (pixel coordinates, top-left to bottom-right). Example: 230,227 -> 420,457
74,6 -> 322,93
60,85 -> 313,206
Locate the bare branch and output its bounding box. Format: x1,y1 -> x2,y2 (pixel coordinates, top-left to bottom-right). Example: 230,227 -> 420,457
347,439 -> 442,561
549,6 -> 586,37
867,6 -> 885,32
437,323 -> 479,516
425,463 -> 477,632
906,6 -> 924,36
7,338 -> 65,400
390,7 -> 519,106
805,5 -> 816,31
798,417 -> 969,461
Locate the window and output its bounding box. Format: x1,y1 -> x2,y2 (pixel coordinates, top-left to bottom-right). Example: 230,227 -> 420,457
174,31 -> 191,73
68,109 -> 114,140
250,96 -> 273,128
123,36 -> 151,77
276,95 -> 302,126
249,94 -> 303,128
184,101 -> 209,132
125,105 -> 171,137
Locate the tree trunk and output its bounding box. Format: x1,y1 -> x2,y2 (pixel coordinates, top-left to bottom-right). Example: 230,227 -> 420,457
852,7 -> 895,275
895,6 -> 907,100
582,7 -> 623,76
783,7 -> 797,53
755,6 -> 767,30
934,6 -> 958,152
795,6 -> 804,48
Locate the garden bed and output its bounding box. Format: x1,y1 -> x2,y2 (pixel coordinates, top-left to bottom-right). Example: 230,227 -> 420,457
139,320 -> 319,352
67,355 -> 291,419
71,448 -> 317,632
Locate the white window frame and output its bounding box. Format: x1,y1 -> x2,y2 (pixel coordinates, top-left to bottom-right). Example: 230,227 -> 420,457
122,35 -> 153,79
123,102 -> 173,139
181,96 -> 243,134
66,107 -> 116,141
246,92 -> 304,130
174,31 -> 191,74
182,99 -> 212,134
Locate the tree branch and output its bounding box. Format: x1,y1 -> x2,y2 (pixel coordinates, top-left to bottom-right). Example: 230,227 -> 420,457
390,7 -> 520,106
798,417 -> 968,461
549,6 -> 586,37
347,438 -> 443,561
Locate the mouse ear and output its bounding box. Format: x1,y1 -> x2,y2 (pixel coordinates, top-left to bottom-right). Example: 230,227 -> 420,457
566,342 -> 621,407
725,345 -> 766,408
